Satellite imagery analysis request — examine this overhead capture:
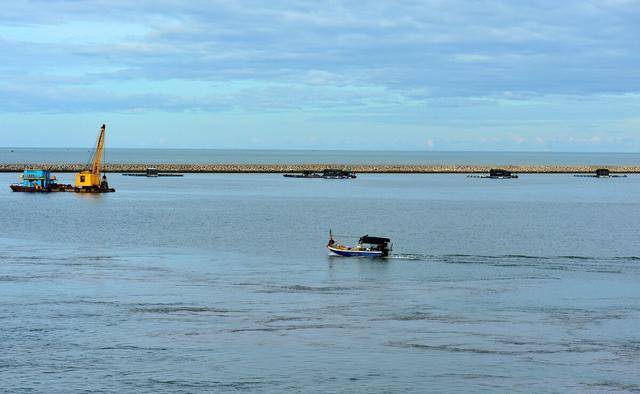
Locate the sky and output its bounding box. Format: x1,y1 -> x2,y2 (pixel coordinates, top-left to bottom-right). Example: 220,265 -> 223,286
0,0 -> 639,151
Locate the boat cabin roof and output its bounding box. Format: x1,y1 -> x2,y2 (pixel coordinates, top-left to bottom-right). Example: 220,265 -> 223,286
489,168 -> 511,176
359,235 -> 391,244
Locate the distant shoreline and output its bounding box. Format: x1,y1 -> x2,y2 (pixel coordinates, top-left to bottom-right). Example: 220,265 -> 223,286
1,163 -> 639,174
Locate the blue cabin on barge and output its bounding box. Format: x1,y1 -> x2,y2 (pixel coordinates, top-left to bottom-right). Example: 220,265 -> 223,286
10,169 -> 71,192
20,170 -> 56,189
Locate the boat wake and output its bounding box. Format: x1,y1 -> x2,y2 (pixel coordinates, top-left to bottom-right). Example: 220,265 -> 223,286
381,253 -> 640,272
385,253 -> 427,261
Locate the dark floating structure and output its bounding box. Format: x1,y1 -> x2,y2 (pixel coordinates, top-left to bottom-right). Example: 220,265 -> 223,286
122,167 -> 184,177
574,168 -> 627,178
468,168 -> 518,179
283,170 -> 321,178
284,168 -> 356,179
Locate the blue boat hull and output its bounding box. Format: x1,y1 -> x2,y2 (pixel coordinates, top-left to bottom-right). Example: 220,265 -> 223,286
328,246 -> 384,258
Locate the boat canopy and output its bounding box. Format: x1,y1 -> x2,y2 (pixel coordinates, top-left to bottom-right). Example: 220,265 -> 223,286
359,235 -> 391,244
489,168 -> 512,177
323,169 -> 351,175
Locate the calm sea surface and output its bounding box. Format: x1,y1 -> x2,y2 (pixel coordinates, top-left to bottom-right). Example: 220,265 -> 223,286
1,148 -> 640,165
1,172 -> 639,392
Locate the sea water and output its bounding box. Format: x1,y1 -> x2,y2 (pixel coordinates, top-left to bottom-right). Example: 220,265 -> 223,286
0,173 -> 639,392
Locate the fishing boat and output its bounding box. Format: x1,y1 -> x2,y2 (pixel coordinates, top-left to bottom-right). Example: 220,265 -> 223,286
327,231 -> 392,257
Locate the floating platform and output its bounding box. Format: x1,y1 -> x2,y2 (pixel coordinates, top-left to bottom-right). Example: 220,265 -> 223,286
122,167 -> 183,177
74,186 -> 116,193
10,184 -> 115,193
10,184 -> 73,193
122,173 -> 183,177
574,168 -> 627,178
284,168 -> 356,179
283,170 -> 322,178
468,169 -> 518,179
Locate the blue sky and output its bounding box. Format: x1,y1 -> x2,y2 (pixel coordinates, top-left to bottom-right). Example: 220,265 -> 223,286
1,0 -> 639,151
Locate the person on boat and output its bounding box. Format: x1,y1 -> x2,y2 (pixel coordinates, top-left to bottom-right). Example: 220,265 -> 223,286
327,230 -> 335,247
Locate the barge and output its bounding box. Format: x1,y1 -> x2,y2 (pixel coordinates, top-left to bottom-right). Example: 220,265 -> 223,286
10,169 -> 73,193
10,124 -> 115,193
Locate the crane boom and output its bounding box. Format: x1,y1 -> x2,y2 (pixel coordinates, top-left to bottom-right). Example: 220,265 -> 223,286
90,124 -> 106,177
74,124 -> 114,192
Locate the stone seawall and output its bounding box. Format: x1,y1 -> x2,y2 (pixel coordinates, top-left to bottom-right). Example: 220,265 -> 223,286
0,163 -> 639,173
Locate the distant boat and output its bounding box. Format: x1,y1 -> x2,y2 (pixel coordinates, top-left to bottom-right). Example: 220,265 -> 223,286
284,169 -> 356,179
468,168 -> 518,179
487,169 -> 518,179
327,230 -> 392,257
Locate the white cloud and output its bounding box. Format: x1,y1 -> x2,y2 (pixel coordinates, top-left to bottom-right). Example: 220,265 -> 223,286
0,0 -> 639,150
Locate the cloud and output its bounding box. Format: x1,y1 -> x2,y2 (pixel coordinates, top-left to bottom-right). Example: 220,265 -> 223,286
2,1 -> 639,98
1,1 -> 639,150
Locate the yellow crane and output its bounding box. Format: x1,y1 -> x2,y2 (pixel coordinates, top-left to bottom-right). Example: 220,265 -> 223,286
74,124 -> 115,193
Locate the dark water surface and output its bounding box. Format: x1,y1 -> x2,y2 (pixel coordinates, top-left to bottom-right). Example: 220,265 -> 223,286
1,148 -> 640,165
1,173 -> 639,392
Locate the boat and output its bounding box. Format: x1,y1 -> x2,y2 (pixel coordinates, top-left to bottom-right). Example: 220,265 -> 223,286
327,231 -> 392,257
467,168 -> 518,179
10,169 -> 73,192
283,169 -> 356,179
122,167 -> 184,177
488,169 -> 518,179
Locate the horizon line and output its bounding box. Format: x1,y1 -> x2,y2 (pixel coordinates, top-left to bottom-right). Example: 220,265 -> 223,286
1,147 -> 639,154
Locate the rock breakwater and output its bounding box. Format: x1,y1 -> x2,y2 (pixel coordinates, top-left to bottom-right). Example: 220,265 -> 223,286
1,163 -> 639,173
